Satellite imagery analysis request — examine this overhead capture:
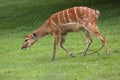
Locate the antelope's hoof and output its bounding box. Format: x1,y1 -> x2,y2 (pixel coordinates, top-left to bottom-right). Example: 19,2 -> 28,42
106,51 -> 110,55
70,54 -> 75,58
51,57 -> 55,61
82,52 -> 86,56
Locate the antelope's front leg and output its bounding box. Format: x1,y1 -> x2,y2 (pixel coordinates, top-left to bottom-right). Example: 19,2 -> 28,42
82,31 -> 92,56
60,34 -> 75,58
51,32 -> 60,61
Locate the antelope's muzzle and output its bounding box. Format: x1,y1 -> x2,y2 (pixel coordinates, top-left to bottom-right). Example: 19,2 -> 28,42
21,46 -> 27,50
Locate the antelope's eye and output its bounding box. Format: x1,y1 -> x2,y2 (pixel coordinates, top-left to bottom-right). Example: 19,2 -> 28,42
25,39 -> 28,42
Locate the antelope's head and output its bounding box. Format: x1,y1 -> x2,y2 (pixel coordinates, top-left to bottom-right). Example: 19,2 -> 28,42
21,33 -> 38,50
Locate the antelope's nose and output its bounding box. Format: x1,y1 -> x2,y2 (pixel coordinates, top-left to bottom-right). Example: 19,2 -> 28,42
21,46 -> 26,50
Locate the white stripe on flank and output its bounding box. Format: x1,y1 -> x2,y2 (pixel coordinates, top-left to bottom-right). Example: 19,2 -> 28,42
80,7 -> 82,14
58,12 -> 61,26
63,10 -> 66,23
74,7 -> 78,20
51,19 -> 56,26
88,8 -> 91,16
84,7 -> 86,11
92,10 -> 95,14
62,22 -> 77,26
67,9 -> 72,22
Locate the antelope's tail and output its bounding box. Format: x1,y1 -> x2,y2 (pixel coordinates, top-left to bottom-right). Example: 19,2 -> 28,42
95,9 -> 100,16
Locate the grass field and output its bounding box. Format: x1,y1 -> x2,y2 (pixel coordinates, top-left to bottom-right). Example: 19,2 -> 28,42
0,0 -> 120,80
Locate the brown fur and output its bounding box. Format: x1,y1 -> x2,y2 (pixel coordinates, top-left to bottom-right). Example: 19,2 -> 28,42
22,6 -> 110,61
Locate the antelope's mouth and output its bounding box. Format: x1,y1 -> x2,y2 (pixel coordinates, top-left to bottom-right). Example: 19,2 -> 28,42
21,46 -> 28,50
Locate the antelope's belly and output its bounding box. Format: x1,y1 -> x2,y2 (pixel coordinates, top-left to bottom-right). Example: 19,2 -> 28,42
61,22 -> 82,33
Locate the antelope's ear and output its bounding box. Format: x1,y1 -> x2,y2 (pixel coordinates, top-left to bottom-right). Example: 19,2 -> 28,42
31,33 -> 37,39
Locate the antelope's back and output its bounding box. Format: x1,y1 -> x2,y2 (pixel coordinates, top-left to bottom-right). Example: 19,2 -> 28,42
46,6 -> 100,27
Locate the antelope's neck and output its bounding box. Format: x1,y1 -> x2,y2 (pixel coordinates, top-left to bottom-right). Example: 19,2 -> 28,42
34,24 -> 50,39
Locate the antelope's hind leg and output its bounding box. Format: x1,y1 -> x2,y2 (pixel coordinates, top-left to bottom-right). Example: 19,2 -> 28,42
92,32 -> 110,55
60,34 -> 75,58
89,25 -> 110,55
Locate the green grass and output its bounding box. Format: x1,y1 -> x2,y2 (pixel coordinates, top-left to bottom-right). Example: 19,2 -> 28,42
0,0 -> 120,80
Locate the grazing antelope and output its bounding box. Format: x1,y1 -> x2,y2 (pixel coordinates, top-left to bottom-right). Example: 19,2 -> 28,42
22,6 -> 110,61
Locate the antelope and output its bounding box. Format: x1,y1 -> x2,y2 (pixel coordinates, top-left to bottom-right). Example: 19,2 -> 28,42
21,6 -> 110,61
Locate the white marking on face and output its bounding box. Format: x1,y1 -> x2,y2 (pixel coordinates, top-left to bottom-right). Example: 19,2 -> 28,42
67,9 -> 72,22
74,7 -> 78,20
28,40 -> 31,46
28,39 -> 30,43
26,38 -> 29,40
